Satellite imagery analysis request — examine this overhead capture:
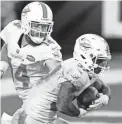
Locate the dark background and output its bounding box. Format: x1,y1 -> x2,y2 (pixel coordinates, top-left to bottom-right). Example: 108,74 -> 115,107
1,1 -> 122,56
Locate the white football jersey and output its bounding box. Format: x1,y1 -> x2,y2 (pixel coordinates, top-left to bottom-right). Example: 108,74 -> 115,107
62,58 -> 95,96
23,58 -> 94,123
0,20 -> 62,89
24,67 -> 65,123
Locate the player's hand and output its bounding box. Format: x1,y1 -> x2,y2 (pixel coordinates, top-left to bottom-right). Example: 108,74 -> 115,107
87,93 -> 109,110
77,108 -> 88,118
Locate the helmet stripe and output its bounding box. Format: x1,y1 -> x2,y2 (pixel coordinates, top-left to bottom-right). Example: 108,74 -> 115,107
40,2 -> 47,18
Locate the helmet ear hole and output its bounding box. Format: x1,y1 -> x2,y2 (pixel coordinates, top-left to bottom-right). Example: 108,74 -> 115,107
90,54 -> 94,58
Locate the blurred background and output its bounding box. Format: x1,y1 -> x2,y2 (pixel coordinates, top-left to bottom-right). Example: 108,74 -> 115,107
1,1 -> 122,124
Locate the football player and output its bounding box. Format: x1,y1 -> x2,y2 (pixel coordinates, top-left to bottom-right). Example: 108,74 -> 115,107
0,2 -> 62,124
23,34 -> 111,124
56,34 -> 111,117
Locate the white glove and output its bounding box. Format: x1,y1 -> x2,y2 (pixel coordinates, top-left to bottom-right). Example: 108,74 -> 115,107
88,93 -> 109,110
77,108 -> 88,118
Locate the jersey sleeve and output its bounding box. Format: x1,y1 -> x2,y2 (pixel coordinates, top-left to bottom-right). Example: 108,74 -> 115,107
62,61 -> 82,85
47,36 -> 62,61
0,20 -> 23,44
41,47 -> 57,61
62,60 -> 94,96
52,48 -> 62,61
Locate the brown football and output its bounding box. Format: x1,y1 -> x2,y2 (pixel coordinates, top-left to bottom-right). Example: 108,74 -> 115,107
77,86 -> 100,109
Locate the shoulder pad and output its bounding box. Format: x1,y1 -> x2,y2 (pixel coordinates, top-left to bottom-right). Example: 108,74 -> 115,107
12,20 -> 22,29
62,59 -> 83,85
0,20 -> 23,44
4,20 -> 22,30
47,36 -> 61,50
62,59 -> 94,95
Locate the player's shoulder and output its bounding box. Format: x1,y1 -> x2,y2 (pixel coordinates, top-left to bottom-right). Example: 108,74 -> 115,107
62,58 -> 83,73
4,20 -> 22,30
62,58 -> 90,91
46,36 -> 61,50
62,58 -> 87,80
0,20 -> 23,44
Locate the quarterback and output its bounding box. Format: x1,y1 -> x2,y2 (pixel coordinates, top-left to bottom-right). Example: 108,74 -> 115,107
23,34 -> 111,124
0,2 -> 62,124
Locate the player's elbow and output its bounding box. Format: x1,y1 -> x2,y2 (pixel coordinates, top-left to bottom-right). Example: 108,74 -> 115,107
56,102 -> 79,117
57,106 -> 70,116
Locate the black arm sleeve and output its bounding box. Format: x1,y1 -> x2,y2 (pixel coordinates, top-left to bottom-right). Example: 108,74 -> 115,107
91,79 -> 111,99
56,81 -> 80,117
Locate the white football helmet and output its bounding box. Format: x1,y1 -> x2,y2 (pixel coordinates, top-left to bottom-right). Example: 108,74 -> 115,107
21,2 -> 54,44
73,34 -> 111,74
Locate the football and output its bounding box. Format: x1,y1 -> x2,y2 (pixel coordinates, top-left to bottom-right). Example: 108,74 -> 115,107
77,86 -> 100,109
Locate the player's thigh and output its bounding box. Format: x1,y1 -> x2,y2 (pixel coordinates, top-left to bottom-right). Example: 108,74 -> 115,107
50,117 -> 70,124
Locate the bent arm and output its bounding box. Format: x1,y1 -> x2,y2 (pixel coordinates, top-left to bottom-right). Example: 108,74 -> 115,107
56,81 -> 80,117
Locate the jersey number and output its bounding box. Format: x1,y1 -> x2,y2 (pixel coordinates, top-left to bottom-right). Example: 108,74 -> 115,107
15,64 -> 29,88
